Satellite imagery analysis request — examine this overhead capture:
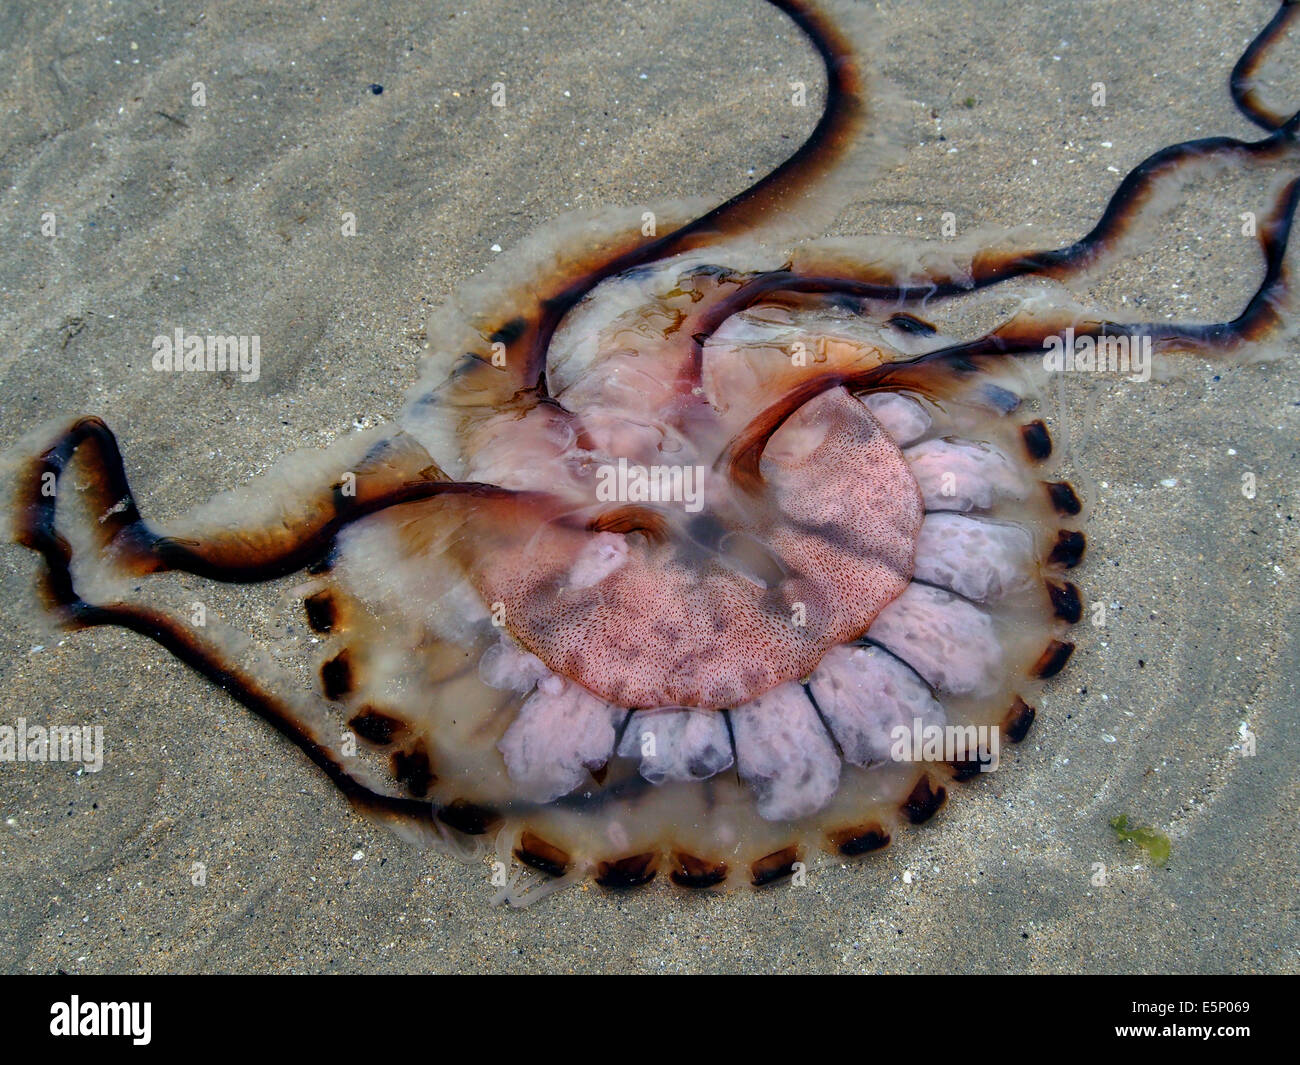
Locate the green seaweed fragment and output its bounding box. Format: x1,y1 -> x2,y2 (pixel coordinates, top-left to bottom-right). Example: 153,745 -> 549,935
1110,814 -> 1171,867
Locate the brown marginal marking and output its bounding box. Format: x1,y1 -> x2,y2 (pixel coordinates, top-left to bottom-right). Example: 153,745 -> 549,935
319,649 -> 354,701
670,852 -> 728,889
901,774 -> 947,824
1031,639 -> 1075,679
515,831 -> 571,878
1045,480 -> 1083,516
303,590 -> 339,634
1020,419 -> 1053,461
750,844 -> 800,887
391,742 -> 435,798
1047,579 -> 1083,623
595,852 -> 659,889
1048,529 -> 1086,568
347,705 -> 406,746
829,823 -> 891,856
436,798 -> 502,836
1003,697 -> 1037,744
947,759 -> 986,782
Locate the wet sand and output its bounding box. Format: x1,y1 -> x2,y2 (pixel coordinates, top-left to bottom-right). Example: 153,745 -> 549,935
0,0 -> 1297,973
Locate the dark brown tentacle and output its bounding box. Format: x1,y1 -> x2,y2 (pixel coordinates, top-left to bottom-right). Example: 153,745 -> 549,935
1232,0 -> 1300,132
10,418 -> 576,834
692,125 -> 1300,350
718,167 -> 1300,489
514,1 -> 1300,412
9,419 -> 461,823
11,445 -> 438,823
62,598 -> 441,826
682,0 -> 1300,381
16,416 -> 530,585
495,0 -> 1299,416
510,0 -> 863,391
889,170 -> 1300,365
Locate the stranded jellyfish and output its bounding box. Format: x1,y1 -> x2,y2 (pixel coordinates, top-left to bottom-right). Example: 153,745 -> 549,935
8,0 -> 1299,904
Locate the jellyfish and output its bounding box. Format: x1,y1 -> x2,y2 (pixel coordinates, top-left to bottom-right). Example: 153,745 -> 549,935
7,0 -> 1298,904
